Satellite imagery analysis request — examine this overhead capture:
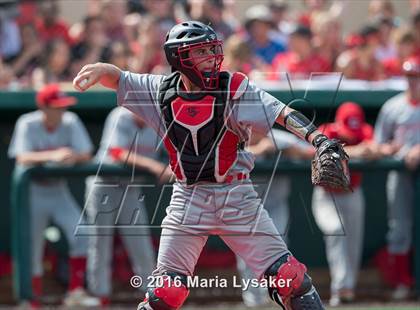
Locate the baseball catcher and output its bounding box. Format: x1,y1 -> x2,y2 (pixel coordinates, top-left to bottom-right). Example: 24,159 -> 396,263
74,21 -> 350,310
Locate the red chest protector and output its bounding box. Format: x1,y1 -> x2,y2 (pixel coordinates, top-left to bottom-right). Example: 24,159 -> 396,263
158,71 -> 248,185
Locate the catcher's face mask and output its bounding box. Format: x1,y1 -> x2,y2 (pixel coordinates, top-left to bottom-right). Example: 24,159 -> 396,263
178,40 -> 224,90
164,21 -> 223,90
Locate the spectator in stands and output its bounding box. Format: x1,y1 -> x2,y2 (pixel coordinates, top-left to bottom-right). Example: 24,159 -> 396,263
16,0 -> 37,25
103,41 -> 131,71
0,57 -> 16,89
100,0 -> 128,42
70,16 -> 109,77
368,0 -> 399,25
410,0 -> 420,10
269,0 -> 294,44
271,25 -> 331,79
123,12 -> 142,51
35,0 -> 73,46
311,11 -> 343,69
375,16 -> 397,61
220,0 -> 242,31
32,39 -> 72,88
299,0 -> 344,28
188,0 -> 234,41
10,24 -> 43,86
412,10 -> 420,54
131,16 -> 169,74
299,0 -> 328,28
223,34 -> 267,77
336,24 -> 385,80
203,0 -> 237,40
382,28 -> 416,78
244,4 -> 286,65
0,3 -> 22,61
142,0 -> 176,34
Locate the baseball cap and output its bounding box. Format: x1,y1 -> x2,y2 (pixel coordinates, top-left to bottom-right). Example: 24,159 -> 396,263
402,55 -> 420,77
244,5 -> 274,29
358,24 -> 380,44
289,24 -> 312,39
359,24 -> 380,38
335,102 -> 366,138
270,0 -> 288,11
36,84 -> 77,108
345,33 -> 364,48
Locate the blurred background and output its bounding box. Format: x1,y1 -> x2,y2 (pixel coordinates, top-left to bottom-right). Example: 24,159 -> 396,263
0,0 -> 419,88
1,0 -> 420,309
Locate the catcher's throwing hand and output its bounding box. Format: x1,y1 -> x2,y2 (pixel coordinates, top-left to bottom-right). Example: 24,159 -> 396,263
73,64 -> 103,91
73,63 -> 122,91
311,134 -> 351,192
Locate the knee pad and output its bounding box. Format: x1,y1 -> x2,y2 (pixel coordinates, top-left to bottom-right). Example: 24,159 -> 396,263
264,254 -> 324,309
138,272 -> 189,310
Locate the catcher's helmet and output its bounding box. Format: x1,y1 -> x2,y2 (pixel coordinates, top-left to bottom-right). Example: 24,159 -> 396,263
402,56 -> 420,77
163,21 -> 224,90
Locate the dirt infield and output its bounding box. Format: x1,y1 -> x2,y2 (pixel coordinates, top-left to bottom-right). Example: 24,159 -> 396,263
183,302 -> 420,310
2,303 -> 420,310
2,268 -> 419,309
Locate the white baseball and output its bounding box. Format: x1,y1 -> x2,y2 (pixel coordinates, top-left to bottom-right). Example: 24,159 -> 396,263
79,78 -> 89,88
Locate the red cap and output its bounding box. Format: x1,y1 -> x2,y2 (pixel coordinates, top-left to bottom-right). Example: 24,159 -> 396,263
345,34 -> 365,48
402,56 -> 420,77
335,102 -> 366,139
36,84 -> 77,108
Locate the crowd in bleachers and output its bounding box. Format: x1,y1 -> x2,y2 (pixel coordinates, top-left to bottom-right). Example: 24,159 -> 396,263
0,0 -> 419,90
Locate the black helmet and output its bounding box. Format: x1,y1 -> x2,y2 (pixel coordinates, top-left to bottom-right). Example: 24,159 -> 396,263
164,21 -> 224,90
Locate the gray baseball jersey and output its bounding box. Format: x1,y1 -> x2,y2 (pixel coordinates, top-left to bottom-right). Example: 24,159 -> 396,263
9,110 -> 93,163
374,92 -> 420,158
86,107 -> 159,296
95,106 -> 161,164
117,71 -> 285,176
374,92 -> 420,254
8,110 -> 93,276
116,71 -> 290,281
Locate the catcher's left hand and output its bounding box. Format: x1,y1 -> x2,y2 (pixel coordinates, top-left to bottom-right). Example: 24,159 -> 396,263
311,134 -> 351,192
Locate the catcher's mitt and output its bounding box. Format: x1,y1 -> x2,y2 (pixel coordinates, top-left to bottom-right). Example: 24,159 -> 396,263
311,136 -> 351,191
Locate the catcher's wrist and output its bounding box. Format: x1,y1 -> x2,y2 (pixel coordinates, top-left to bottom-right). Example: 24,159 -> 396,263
312,134 -> 328,148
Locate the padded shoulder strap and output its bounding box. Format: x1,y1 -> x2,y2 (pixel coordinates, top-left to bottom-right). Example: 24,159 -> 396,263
228,71 -> 249,100
158,72 -> 180,107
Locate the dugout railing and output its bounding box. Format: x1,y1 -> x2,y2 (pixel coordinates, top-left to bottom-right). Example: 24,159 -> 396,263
0,89 -> 402,111
10,160 -> 420,301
